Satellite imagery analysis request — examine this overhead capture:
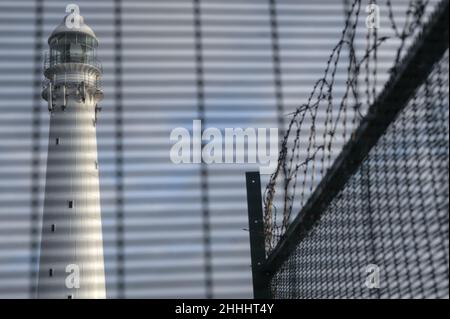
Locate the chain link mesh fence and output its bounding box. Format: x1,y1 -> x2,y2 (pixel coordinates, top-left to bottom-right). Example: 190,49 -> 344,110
270,51 -> 449,298
260,0 -> 449,299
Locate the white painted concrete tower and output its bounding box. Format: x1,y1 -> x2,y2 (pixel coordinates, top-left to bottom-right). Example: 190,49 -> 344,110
38,14 -> 105,299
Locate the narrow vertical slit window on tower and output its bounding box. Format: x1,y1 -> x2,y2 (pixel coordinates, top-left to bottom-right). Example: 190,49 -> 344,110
55,137 -> 60,145
68,200 -> 74,209
49,268 -> 53,277
51,224 -> 56,232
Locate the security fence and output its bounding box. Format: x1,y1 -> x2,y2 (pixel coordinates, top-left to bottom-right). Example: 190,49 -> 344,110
247,0 -> 449,299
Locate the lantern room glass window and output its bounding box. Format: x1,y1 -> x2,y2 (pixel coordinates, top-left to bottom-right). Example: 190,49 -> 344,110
49,33 -> 98,67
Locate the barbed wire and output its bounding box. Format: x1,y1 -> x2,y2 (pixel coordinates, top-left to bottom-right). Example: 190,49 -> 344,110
263,0 -> 433,252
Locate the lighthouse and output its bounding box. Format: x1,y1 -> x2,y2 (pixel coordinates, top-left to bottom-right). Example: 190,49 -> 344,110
38,12 -> 106,299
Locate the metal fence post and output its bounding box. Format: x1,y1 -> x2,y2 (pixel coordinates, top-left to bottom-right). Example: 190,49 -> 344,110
245,171 -> 271,299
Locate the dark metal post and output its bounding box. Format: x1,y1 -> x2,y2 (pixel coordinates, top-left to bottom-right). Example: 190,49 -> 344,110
245,171 -> 271,299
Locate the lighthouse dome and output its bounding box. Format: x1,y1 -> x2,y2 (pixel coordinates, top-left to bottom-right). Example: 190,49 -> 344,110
45,13 -> 102,78
49,14 -> 98,44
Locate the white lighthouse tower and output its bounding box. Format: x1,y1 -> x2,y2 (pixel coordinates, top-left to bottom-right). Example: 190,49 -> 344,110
38,12 -> 106,299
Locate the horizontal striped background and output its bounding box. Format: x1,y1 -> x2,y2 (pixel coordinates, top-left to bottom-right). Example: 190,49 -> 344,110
0,0 -> 440,298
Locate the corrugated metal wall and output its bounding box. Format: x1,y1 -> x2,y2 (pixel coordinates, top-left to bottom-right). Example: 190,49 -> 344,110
0,0 -> 439,298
